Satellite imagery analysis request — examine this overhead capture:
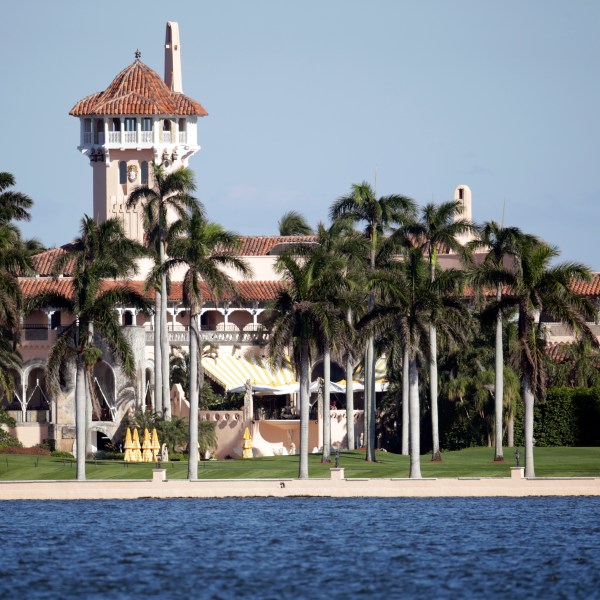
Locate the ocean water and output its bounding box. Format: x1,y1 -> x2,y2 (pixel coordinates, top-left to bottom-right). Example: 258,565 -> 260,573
0,497 -> 598,599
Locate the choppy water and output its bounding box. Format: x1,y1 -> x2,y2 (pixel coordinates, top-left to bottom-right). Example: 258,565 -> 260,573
0,497 -> 598,599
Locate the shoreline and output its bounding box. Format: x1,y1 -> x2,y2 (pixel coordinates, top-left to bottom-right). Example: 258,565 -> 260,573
1,469 -> 599,500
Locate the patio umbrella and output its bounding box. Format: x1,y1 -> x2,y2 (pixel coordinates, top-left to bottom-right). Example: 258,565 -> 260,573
142,428 -> 153,462
242,426 -> 253,459
151,428 -> 160,461
123,427 -> 133,462
132,428 -> 142,462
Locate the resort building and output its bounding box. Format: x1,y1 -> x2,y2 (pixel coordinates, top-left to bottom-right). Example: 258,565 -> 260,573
5,23 -> 600,458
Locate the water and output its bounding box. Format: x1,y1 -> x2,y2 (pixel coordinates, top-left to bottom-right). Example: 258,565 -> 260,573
0,497 -> 598,599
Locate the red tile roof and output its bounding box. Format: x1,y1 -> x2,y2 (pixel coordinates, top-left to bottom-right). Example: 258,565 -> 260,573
19,278 -> 284,303
69,59 -> 207,117
31,236 -> 320,276
238,236 -> 317,256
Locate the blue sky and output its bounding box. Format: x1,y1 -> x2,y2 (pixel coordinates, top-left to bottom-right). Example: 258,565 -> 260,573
2,1 -> 599,267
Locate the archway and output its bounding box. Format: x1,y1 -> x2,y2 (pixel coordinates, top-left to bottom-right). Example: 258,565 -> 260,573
92,361 -> 116,421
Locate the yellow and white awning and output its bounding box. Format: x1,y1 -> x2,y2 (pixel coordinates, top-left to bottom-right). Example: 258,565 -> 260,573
202,354 -> 298,394
337,356 -> 389,392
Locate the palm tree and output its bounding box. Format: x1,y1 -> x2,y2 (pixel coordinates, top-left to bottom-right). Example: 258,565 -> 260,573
0,172 -> 33,223
408,200 -> 474,462
468,221 -> 532,461
509,238 -> 598,477
330,182 -> 416,461
278,210 -> 314,236
363,248 -> 467,477
127,163 -> 201,419
266,248 -> 350,478
39,216 -> 149,480
159,208 -> 251,480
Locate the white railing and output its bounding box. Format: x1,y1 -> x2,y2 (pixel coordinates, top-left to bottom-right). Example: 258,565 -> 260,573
108,131 -> 121,144
145,328 -> 270,346
141,131 -> 152,143
178,131 -> 187,144
83,132 -> 92,144
161,131 -> 173,143
123,131 -> 136,144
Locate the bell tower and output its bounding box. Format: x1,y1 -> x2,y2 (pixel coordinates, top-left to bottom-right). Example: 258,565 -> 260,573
69,23 -> 208,242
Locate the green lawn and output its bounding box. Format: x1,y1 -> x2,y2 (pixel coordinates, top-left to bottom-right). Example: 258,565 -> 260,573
0,447 -> 598,481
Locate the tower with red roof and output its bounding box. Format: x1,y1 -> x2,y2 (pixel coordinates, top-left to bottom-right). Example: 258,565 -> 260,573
69,22 -> 207,242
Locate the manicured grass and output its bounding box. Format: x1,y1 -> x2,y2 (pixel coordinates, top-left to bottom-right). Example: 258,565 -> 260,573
0,447 -> 598,481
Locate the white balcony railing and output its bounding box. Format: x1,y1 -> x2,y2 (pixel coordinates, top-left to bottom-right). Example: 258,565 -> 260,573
123,131 -> 136,144
141,131 -> 152,143
161,131 -> 173,143
178,131 -> 187,144
108,131 -> 120,144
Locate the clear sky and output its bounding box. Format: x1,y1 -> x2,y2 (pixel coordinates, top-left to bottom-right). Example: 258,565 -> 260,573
2,1 -> 599,267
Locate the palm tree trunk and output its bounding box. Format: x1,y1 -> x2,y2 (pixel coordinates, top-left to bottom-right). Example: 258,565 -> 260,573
429,323 -> 441,461
507,412 -> 514,447
345,354 -> 354,450
160,270 -> 171,419
494,309 -> 504,461
401,343 -> 409,455
365,338 -> 376,461
299,341 -> 310,479
153,291 -> 163,414
188,310 -> 199,480
523,371 -> 535,477
408,354 -> 422,479
321,342 -> 331,462
75,355 -> 87,481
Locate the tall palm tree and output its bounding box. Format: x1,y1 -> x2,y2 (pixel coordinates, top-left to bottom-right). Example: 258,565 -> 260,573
0,172 -> 33,223
127,163 -> 202,419
266,249 -> 350,478
468,221 -> 531,461
330,182 -> 416,461
278,210 -> 314,236
288,220 -> 360,461
509,238 -> 598,477
40,216 -> 149,480
159,208 -> 251,480
363,248 -> 467,477
408,200 -> 474,461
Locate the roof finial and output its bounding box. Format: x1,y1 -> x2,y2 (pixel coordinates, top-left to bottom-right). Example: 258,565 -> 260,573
135,49 -> 142,60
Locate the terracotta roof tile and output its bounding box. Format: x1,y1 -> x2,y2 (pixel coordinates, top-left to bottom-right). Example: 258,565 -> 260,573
237,236 -> 317,256
69,60 -> 207,117
20,278 -> 285,303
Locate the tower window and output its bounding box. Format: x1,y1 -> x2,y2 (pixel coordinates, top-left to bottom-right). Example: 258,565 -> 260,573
141,161 -> 149,184
124,118 -> 137,132
142,118 -> 152,132
458,188 -> 464,200
119,161 -> 127,185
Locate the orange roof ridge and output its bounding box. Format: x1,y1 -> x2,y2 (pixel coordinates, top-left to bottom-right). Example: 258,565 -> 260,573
70,60 -> 207,117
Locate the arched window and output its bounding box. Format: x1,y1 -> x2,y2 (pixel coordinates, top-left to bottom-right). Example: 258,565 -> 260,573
119,161 -> 127,185
124,311 -> 134,326
141,161 -> 148,184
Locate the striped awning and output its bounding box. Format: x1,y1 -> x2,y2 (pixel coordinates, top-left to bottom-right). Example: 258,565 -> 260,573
337,356 -> 389,392
202,354 -> 297,393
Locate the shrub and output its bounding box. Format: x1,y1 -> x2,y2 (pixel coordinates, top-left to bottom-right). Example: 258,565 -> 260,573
94,451 -> 124,461
0,430 -> 23,449
0,446 -> 50,455
51,450 -> 74,459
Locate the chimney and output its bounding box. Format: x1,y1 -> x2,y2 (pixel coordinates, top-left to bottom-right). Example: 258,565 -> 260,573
164,21 -> 183,93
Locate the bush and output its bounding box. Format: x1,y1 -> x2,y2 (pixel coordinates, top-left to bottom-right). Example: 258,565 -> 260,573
169,453 -> 185,462
94,451 -> 125,460
51,450 -> 74,459
0,446 -> 50,455
536,388 -> 600,446
0,430 -> 23,449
